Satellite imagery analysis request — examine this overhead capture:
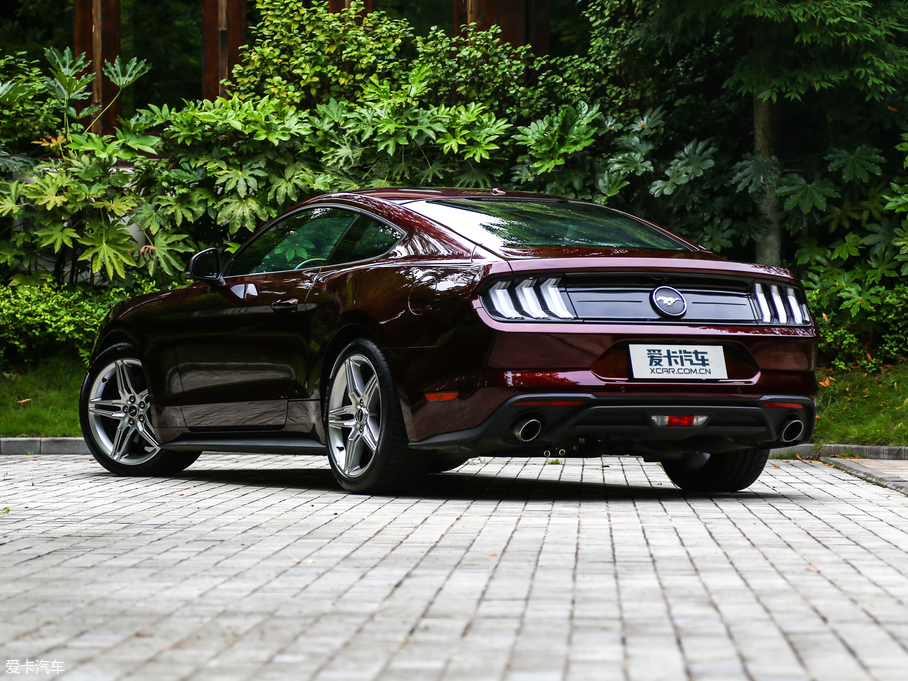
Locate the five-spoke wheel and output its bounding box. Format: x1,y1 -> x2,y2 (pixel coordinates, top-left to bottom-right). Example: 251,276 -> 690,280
327,352 -> 382,478
324,338 -> 429,493
79,343 -> 199,476
84,356 -> 160,465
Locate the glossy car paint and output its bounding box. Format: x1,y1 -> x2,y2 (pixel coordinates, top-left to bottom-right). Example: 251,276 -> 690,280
91,189 -> 818,456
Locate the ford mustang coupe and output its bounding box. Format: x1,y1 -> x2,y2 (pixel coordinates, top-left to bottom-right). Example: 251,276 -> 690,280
80,189 -> 817,494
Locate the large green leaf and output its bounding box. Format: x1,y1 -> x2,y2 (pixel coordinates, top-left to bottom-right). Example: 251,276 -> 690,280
139,230 -> 192,277
825,145 -> 885,183
216,195 -> 269,234
78,225 -> 137,279
102,56 -> 151,89
36,223 -> 79,252
776,175 -> 841,213
731,152 -> 781,194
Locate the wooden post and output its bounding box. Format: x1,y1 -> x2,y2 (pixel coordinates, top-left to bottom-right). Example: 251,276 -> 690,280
329,1 -> 373,12
454,0 -> 549,54
202,0 -> 247,100
527,0 -> 550,56
74,0 -> 121,134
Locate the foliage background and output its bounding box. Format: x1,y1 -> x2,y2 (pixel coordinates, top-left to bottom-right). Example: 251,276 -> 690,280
0,0 -> 907,370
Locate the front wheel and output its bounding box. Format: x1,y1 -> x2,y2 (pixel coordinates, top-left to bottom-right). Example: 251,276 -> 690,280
661,448 -> 770,493
324,338 -> 428,494
79,343 -> 200,476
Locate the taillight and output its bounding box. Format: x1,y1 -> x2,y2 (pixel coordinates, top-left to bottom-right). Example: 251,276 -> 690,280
752,283 -> 811,326
482,277 -> 575,321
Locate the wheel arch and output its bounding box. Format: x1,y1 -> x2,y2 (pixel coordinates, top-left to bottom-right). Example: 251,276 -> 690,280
92,328 -> 141,361
315,315 -> 418,442
316,319 -> 379,397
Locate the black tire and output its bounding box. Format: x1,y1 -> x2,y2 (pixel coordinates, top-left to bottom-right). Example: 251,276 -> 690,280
429,454 -> 472,474
661,448 -> 770,493
79,343 -> 200,476
323,338 -> 429,494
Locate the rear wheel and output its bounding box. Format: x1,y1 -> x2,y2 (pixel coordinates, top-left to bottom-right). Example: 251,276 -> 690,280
661,448 -> 770,493
324,338 -> 429,494
79,343 -> 200,476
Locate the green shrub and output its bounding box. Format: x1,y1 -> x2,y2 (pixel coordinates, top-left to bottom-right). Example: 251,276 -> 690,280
233,1 -> 561,121
0,284 -> 134,365
0,51 -> 60,156
809,284 -> 908,370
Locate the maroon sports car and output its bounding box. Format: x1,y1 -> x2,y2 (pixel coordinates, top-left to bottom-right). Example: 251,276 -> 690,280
80,189 -> 817,493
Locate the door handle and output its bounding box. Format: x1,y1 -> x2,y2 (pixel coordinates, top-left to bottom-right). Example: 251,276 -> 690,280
271,298 -> 299,311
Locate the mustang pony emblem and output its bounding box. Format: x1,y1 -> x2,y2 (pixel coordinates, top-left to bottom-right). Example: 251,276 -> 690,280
656,295 -> 681,306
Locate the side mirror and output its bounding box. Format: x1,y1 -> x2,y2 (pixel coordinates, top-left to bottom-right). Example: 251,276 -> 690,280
188,248 -> 224,286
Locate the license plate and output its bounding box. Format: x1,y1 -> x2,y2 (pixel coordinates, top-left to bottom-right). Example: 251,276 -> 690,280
629,345 -> 728,380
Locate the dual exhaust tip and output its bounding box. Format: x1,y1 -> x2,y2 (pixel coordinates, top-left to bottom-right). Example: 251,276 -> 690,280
780,417 -> 805,444
513,414 -> 805,445
513,417 -> 543,442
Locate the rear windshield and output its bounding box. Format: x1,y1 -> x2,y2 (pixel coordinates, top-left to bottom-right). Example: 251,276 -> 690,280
409,199 -> 690,251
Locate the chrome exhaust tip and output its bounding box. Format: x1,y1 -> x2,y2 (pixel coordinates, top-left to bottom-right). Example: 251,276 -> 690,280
513,417 -> 543,442
780,418 -> 805,443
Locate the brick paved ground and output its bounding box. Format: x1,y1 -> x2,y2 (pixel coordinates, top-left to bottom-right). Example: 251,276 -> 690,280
3,454 -> 908,681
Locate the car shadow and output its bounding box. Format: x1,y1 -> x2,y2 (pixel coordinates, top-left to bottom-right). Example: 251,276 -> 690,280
166,464 -> 784,503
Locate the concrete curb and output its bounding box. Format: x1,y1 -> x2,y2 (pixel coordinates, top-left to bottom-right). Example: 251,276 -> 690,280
816,444 -> 908,460
0,437 -> 90,455
820,456 -> 908,497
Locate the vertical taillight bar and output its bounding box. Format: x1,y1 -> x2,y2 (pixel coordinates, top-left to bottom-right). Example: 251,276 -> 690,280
754,283 -> 773,323
769,285 -> 788,324
786,287 -> 803,325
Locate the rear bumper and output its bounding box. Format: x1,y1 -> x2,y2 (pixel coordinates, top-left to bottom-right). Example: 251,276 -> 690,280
409,393 -> 815,457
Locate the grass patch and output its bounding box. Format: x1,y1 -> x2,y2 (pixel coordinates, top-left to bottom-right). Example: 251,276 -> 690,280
0,353 -> 84,437
813,362 -> 908,446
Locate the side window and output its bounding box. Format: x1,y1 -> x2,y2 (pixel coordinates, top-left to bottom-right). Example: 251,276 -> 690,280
229,207 -> 356,276
329,216 -> 402,266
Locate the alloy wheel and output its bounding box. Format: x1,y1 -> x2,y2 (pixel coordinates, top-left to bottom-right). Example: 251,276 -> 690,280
327,353 -> 382,478
85,357 -> 160,465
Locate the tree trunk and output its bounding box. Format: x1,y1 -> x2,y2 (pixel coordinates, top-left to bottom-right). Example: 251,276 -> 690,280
752,20 -> 783,267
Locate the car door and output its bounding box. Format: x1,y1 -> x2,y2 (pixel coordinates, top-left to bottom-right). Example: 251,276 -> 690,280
301,212 -> 408,377
174,206 -> 358,430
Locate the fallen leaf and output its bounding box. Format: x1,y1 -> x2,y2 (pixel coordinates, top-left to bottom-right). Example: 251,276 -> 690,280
806,566 -> 820,573
773,465 -> 781,469
489,553 -> 498,557
1,507 -> 9,513
17,398 -> 30,404
819,378 -> 830,388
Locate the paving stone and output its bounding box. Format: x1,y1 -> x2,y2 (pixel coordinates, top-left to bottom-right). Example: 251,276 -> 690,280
3,454 -> 908,680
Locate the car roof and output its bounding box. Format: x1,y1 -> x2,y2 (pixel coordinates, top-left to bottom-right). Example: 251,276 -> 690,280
345,187 -> 559,204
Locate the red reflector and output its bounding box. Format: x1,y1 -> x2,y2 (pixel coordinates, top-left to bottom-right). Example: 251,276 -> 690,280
516,400 -> 584,407
425,392 -> 458,402
667,415 -> 696,427
764,402 -> 805,409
